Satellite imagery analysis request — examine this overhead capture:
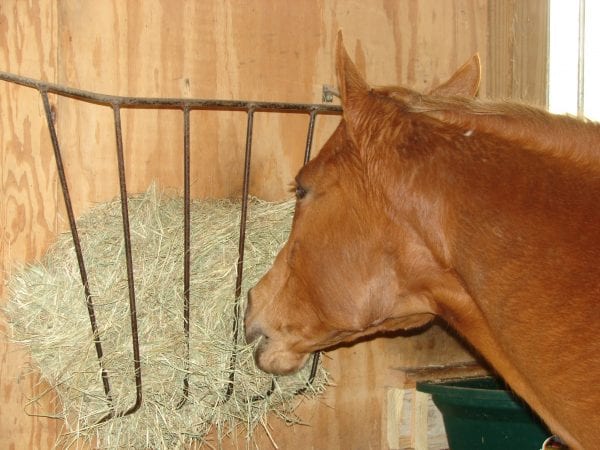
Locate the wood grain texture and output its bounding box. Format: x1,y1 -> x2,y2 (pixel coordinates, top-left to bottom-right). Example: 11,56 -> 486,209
0,2 -> 65,449
487,0 -> 549,105
52,0 -> 494,205
0,1 -> 548,448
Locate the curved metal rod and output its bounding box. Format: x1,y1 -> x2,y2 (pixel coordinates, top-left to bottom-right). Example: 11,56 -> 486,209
0,70 -> 342,115
96,104 -> 144,424
40,90 -> 115,415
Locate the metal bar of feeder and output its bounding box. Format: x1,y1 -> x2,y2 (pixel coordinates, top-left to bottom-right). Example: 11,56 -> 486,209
294,353 -> 321,396
303,109 -> 318,165
1,69 -> 343,418
221,107 -> 256,403
97,105 -> 144,423
177,106 -> 192,409
0,71 -> 342,115
114,104 -> 143,417
236,108 -> 256,300
39,90 -> 115,412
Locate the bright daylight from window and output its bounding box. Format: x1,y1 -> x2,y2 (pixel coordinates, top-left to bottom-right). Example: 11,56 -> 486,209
548,0 -> 600,121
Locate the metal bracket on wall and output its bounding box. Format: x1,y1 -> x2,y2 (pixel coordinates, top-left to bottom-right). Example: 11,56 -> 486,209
322,84 -> 340,103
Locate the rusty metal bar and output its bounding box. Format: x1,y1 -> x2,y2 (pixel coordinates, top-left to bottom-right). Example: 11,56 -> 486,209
303,109 -> 318,165
39,90 -> 115,413
236,107 -> 256,300
221,107 -> 256,403
96,104 -> 144,424
177,106 -> 192,409
113,103 -> 144,418
0,71 -> 341,115
294,353 -> 321,396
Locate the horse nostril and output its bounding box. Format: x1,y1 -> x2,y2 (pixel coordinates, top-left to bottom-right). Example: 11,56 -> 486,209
245,327 -> 266,345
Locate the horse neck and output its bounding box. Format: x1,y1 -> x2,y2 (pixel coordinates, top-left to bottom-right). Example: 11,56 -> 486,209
413,98 -> 600,166
387,115 -> 600,289
378,117 -> 599,450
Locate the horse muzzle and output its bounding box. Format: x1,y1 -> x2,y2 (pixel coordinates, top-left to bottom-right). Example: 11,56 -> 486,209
244,288 -> 311,375
245,324 -> 307,375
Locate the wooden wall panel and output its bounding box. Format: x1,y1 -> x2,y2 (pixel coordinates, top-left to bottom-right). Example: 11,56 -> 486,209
0,1 -> 63,449
52,0 -> 494,205
0,0 -> 548,448
487,0 -> 549,105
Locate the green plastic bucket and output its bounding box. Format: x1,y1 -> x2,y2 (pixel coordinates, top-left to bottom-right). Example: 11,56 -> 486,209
416,377 -> 550,450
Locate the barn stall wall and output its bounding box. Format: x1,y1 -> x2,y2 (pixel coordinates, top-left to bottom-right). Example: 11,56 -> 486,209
0,1 -> 548,448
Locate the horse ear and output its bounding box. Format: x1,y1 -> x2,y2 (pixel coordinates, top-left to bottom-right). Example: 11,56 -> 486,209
336,31 -> 370,110
428,54 -> 481,97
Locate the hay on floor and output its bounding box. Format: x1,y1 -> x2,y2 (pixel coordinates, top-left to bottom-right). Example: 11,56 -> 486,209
4,185 -> 327,449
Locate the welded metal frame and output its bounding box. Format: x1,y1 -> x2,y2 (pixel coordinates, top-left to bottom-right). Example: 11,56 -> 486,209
0,70 -> 341,422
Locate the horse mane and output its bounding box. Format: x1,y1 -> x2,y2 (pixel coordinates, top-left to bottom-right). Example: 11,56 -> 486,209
375,86 -> 600,168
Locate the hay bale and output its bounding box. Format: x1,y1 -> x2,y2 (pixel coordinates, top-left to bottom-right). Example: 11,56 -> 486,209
4,185 -> 327,449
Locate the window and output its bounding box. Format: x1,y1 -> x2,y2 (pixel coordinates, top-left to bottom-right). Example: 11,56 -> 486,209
548,0 -> 600,120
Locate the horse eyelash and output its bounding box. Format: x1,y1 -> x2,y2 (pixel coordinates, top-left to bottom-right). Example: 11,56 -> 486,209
290,183 -> 307,200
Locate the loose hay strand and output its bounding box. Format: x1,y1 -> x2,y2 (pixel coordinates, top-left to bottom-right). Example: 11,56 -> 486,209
5,185 -> 328,449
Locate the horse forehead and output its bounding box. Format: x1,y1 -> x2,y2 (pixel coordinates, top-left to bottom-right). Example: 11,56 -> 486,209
297,125 -> 356,182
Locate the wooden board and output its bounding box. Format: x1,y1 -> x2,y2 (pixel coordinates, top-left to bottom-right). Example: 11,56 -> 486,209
0,1 -> 64,448
0,1 -> 548,448
487,0 -> 549,105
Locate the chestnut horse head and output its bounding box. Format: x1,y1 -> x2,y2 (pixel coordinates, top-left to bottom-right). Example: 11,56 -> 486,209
245,32 -> 600,449
244,35 -> 481,376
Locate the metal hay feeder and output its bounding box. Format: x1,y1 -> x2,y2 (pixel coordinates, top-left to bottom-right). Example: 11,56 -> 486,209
0,70 -> 341,425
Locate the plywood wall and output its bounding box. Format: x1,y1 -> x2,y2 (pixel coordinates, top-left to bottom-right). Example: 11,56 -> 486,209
0,1 -> 548,448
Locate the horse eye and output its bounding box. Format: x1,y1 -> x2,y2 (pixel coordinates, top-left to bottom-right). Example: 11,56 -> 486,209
295,185 -> 307,200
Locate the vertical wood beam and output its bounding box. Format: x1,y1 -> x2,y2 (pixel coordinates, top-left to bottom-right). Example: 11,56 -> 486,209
486,0 -> 549,106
